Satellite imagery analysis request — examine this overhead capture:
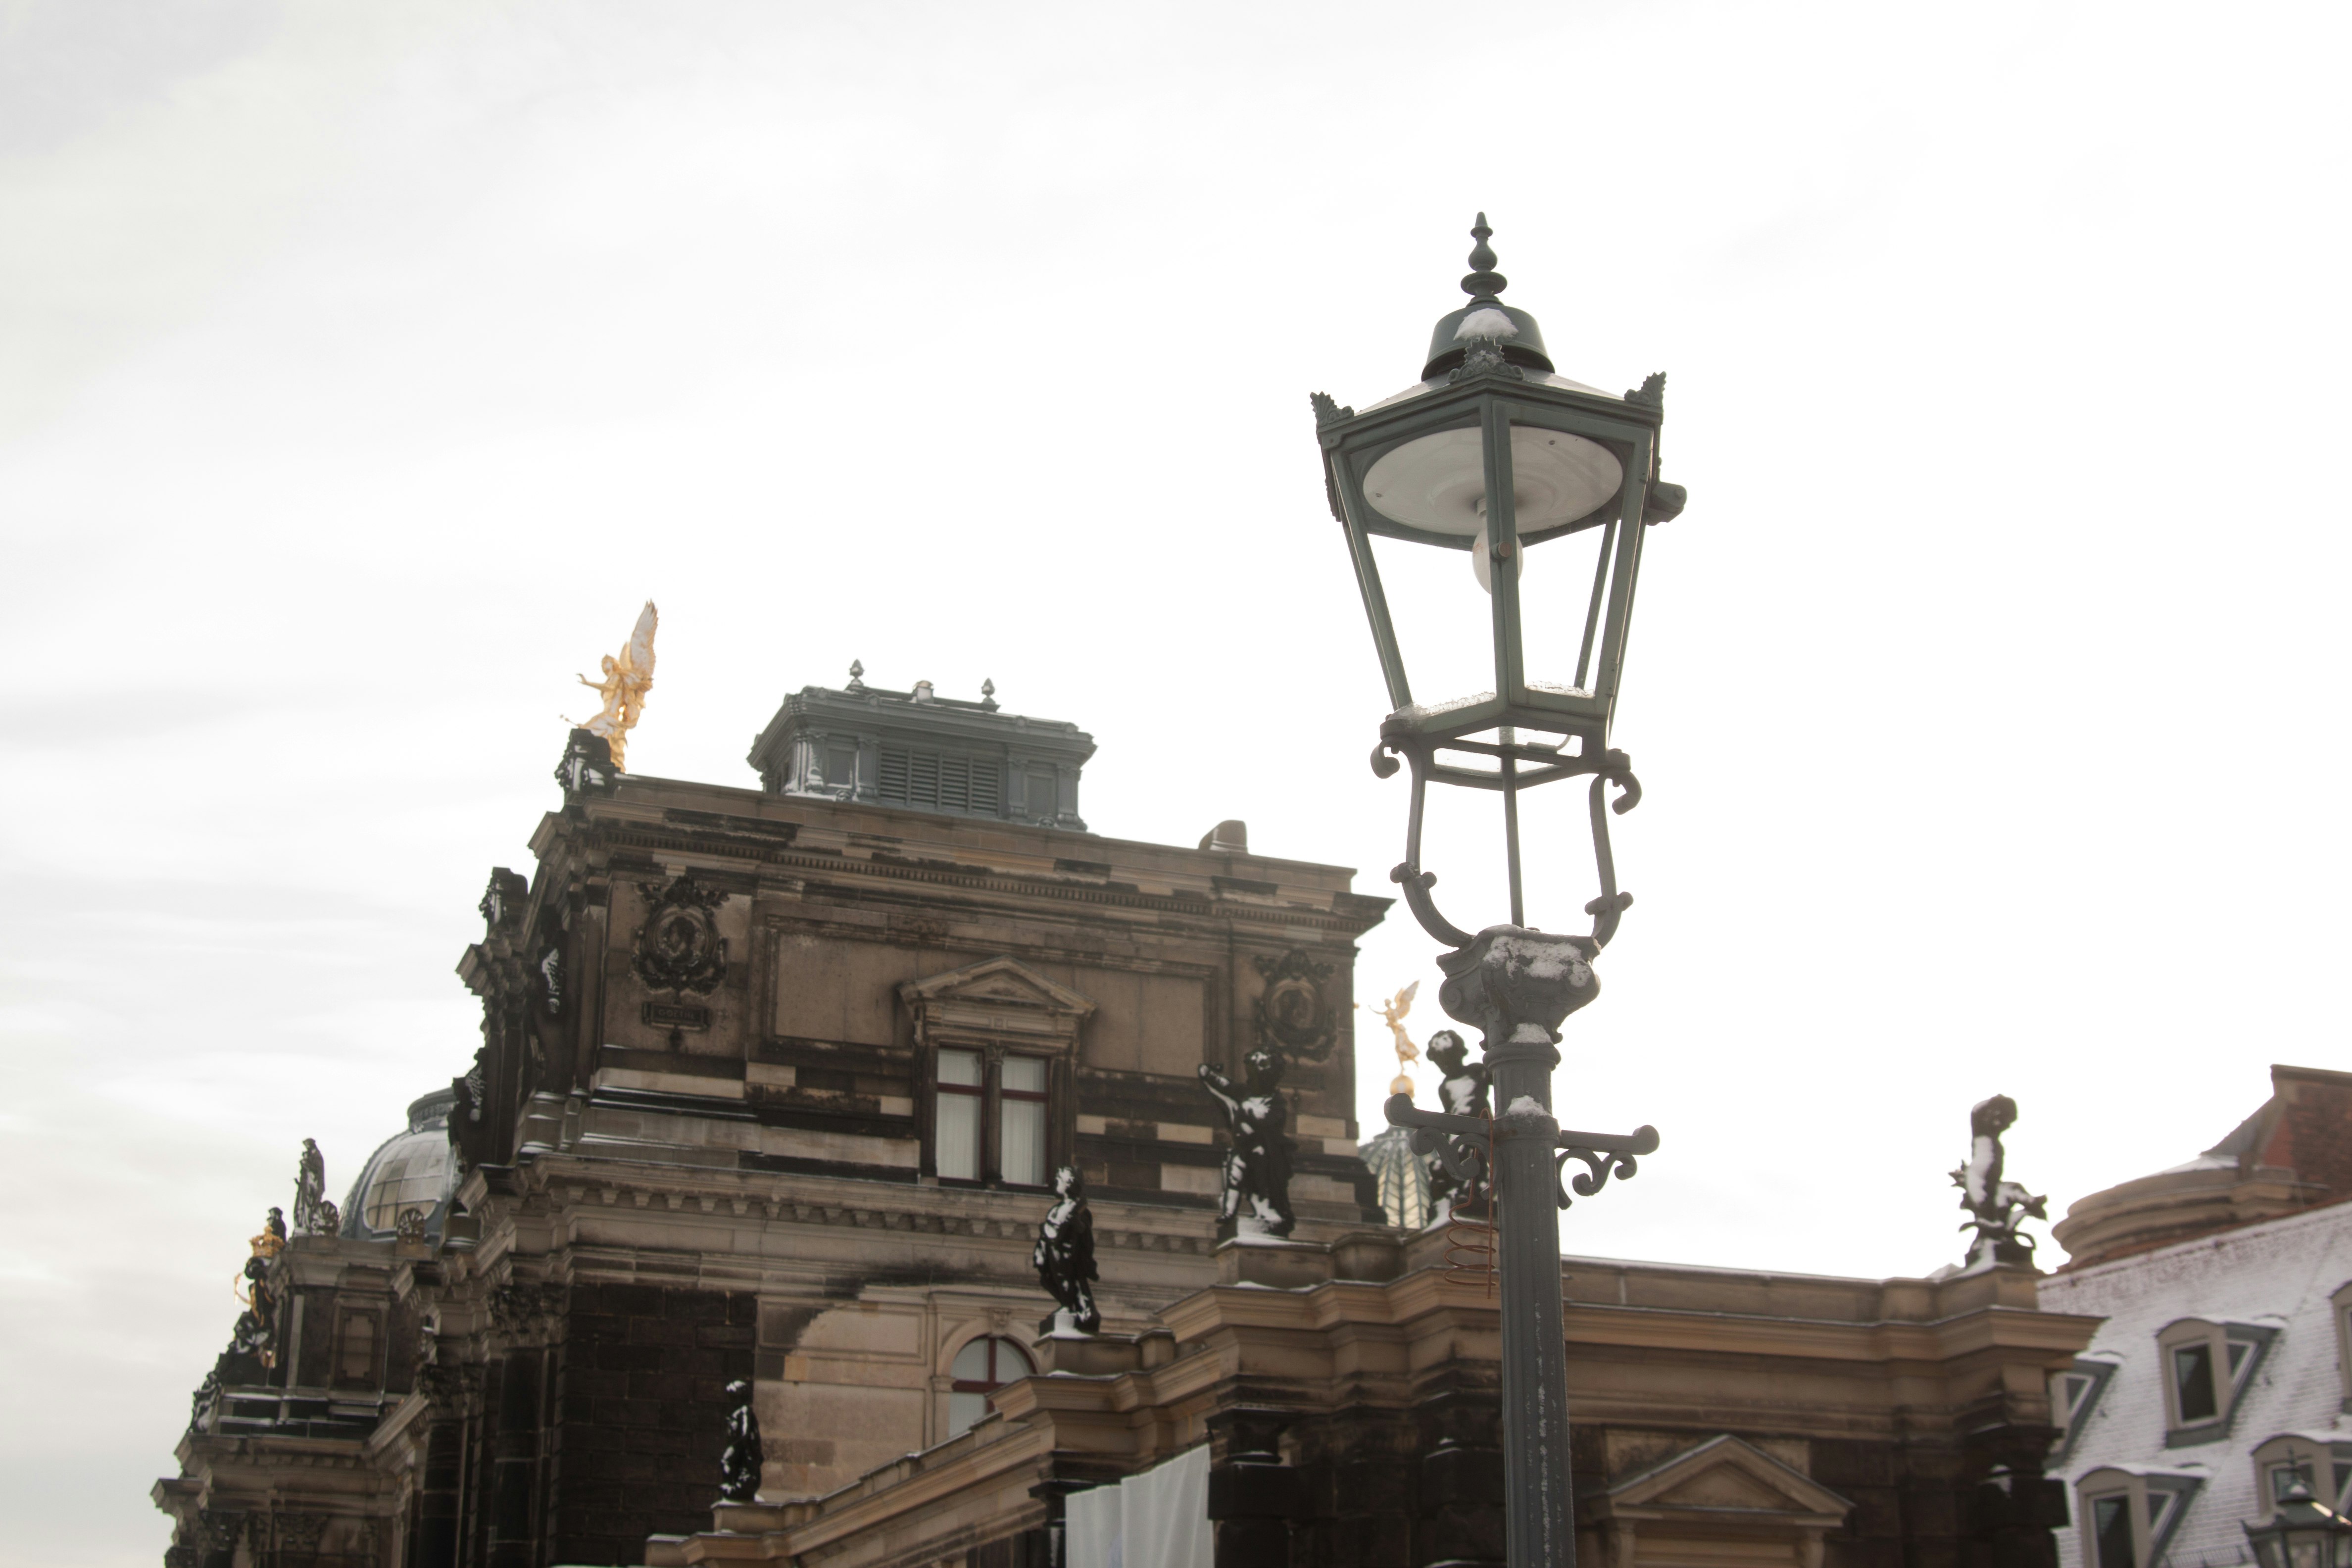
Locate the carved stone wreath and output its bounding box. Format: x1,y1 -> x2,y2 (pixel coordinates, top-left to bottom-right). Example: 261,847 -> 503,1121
1253,948 -> 1336,1061
633,875 -> 729,994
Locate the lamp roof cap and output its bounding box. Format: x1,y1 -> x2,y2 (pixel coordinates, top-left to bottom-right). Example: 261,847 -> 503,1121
1422,212 -> 1553,380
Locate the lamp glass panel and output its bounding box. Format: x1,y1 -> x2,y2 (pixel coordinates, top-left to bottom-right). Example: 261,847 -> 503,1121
2293,1541 -> 2322,1568
1367,529 -> 1504,720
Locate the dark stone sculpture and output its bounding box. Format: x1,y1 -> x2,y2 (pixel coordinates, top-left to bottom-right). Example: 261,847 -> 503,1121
719,1378 -> 763,1503
1198,1048 -> 1295,1238
1952,1094 -> 2048,1268
1253,949 -> 1337,1061
291,1139 -> 339,1236
633,874 -> 729,994
1423,1029 -> 1492,1222
554,727 -> 618,803
1032,1164 -> 1101,1334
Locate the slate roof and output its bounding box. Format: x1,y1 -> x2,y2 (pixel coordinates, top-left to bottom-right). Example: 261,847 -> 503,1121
2040,1199 -> 2352,1568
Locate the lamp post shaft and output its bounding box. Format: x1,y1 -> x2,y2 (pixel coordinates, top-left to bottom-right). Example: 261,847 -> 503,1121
1492,1034 -> 1573,1568
1429,927 -> 1605,1568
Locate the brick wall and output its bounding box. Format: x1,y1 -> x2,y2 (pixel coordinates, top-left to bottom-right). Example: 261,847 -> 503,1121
552,1282 -> 758,1565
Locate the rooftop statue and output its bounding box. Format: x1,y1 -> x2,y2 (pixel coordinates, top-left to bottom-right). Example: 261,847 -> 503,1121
1199,1048 -> 1295,1238
1366,980 -> 1421,1099
718,1379 -> 763,1504
1952,1094 -> 2047,1268
570,600 -> 658,772
1032,1165 -> 1101,1334
1424,1030 -> 1492,1222
292,1138 -> 340,1236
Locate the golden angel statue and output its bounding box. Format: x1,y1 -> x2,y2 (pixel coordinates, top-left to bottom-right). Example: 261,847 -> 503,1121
1362,980 -> 1421,1099
573,601 -> 658,772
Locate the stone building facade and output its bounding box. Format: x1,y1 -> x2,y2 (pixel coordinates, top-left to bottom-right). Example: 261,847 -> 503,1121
155,675 -> 2109,1568
157,677 -> 1388,1566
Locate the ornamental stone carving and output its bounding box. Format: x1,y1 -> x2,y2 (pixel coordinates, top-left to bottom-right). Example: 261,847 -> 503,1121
633,874 -> 728,994
1253,948 -> 1336,1061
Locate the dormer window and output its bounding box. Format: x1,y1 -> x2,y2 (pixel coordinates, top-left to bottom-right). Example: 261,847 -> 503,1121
2158,1318 -> 2278,1446
2331,1282 -> 2352,1414
2052,1354 -> 2122,1467
2078,1468 -> 2204,1568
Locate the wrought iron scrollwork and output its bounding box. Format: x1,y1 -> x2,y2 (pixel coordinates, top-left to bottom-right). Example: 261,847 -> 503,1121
1375,728 -> 1643,952
1551,1123 -> 1659,1209
1383,1092 -> 1486,1189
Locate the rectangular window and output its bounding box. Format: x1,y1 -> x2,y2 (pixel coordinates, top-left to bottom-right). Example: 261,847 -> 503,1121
1000,1055 -> 1048,1187
937,1049 -> 982,1181
2092,1496 -> 2136,1568
825,745 -> 857,787
2174,1342 -> 2218,1422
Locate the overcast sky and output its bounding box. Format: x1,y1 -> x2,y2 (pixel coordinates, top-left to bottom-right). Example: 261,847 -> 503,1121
4,3 -> 2348,1563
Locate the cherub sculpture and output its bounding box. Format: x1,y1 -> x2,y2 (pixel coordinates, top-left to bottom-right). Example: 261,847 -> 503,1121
569,601 -> 658,772
1424,1030 -> 1492,1222
718,1378 -> 764,1503
1198,1048 -> 1295,1238
1032,1165 -> 1101,1334
1952,1094 -> 2047,1268
1364,980 -> 1421,1098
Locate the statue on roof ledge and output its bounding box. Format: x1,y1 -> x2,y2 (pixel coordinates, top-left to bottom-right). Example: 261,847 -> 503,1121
1033,1165 -> 1101,1335
1953,1094 -> 2047,1269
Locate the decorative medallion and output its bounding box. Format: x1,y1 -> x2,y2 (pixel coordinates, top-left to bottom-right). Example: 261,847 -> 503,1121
633,875 -> 729,994
1253,948 -> 1336,1060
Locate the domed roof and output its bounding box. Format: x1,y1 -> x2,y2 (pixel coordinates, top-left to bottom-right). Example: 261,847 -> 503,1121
339,1088 -> 460,1243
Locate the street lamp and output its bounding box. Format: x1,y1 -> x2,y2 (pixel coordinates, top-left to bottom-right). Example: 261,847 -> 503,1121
1312,215 -> 1680,1568
2244,1475 -> 2352,1568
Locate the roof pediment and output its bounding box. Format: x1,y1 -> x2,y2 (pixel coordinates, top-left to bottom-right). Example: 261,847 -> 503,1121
899,956 -> 1097,1019
1600,1436 -> 1853,1525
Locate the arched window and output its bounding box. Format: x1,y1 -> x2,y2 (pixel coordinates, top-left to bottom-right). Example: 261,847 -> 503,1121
948,1335 -> 1035,1436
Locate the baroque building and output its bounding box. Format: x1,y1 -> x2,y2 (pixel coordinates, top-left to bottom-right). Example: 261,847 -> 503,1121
155,674 -> 2113,1568
157,675 -> 1387,1567
2039,1066 -> 2352,1568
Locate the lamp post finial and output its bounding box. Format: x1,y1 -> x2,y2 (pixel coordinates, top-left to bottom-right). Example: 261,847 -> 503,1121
1463,213 -> 1507,300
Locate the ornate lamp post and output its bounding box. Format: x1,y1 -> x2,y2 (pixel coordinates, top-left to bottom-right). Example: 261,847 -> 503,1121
2244,1475 -> 2352,1568
1311,216 -> 1684,1568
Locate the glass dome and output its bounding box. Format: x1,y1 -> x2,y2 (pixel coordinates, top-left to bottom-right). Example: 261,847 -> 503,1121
340,1088 -> 460,1242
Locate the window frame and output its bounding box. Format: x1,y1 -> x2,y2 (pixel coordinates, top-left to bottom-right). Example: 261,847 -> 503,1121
2331,1282 -> 2352,1415
922,1044 -> 1065,1191
2156,1317 -> 2278,1447
2051,1353 -> 2122,1468
945,1333 -> 1036,1437
2077,1468 -> 2203,1568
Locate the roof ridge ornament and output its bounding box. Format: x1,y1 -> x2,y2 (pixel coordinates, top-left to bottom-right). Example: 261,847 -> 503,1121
1461,212 -> 1507,301
846,659 -> 865,693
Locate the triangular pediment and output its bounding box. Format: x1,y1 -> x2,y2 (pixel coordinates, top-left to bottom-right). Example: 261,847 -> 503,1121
899,956 -> 1097,1018
1603,1436 -> 1853,1523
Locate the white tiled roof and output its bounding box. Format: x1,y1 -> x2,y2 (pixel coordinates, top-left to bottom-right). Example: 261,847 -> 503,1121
2040,1202 -> 2352,1568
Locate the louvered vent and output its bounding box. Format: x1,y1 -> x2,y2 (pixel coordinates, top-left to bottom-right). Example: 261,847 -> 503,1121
876,748 -> 1001,817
